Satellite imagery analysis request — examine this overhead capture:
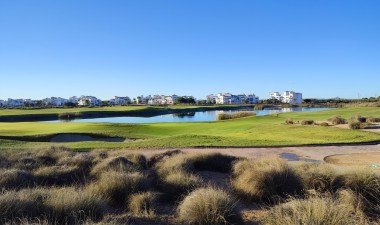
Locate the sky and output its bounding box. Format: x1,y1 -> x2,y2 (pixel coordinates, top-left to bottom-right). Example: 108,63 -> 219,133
0,0 -> 379,100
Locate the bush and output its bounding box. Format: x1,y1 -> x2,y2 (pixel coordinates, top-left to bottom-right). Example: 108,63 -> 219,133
328,116 -> 347,125
301,120 -> 315,125
349,121 -> 362,129
319,122 -> 329,127
178,187 -> 239,225
284,118 -> 294,125
354,115 -> 367,123
89,171 -> 149,207
293,163 -> 335,192
0,169 -> 36,190
128,192 -> 158,216
232,157 -> 304,202
159,170 -> 201,200
263,195 -> 361,225
45,187 -> 109,223
217,111 -> 256,120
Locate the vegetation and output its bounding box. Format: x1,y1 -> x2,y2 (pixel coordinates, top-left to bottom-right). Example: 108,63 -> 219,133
328,115 -> 347,125
216,111 -> 256,120
0,107 -> 380,150
178,187 -> 239,225
301,120 -> 315,125
128,192 -> 158,216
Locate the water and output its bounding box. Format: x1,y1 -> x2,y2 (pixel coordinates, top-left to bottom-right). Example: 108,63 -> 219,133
50,107 -> 330,123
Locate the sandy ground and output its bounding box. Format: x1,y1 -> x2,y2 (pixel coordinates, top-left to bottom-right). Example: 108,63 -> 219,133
131,144 -> 380,164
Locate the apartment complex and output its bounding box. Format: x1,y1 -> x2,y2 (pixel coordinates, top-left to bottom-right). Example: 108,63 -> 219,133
269,91 -> 303,104
207,93 -> 259,104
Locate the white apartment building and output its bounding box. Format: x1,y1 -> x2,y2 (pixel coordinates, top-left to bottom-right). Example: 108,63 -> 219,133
78,96 -> 101,106
42,97 -> 69,106
165,95 -> 179,105
109,96 -> 131,106
269,91 -> 302,104
0,100 -> 5,107
214,93 -> 259,104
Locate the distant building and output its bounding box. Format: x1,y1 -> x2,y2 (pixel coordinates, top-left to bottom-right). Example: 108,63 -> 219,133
42,97 -> 69,106
78,96 -> 101,106
269,91 -> 302,104
109,96 -> 131,106
212,93 -> 259,104
0,100 -> 5,107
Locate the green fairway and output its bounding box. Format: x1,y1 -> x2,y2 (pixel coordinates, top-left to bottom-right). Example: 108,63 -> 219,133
0,107 -> 379,150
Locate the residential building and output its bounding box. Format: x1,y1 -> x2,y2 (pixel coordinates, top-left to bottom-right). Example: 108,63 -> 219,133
206,94 -> 217,104
77,96 -> 101,106
0,100 -> 4,107
269,91 -> 303,104
109,96 -> 131,106
42,97 -> 69,106
214,93 -> 259,104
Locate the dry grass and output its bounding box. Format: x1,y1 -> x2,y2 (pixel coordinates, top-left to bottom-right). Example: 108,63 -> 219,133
217,111 -> 256,120
34,165 -> 86,186
328,115 -> 347,125
366,117 -> 380,123
232,157 -> 303,202
178,187 -> 239,225
88,171 -> 150,207
128,192 -> 158,216
0,169 -> 36,190
301,120 -> 315,125
90,156 -> 143,177
293,163 -> 335,192
263,195 -> 362,225
284,118 -> 294,125
160,170 -> 201,200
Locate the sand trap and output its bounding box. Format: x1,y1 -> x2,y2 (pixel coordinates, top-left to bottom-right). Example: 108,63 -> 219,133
50,134 -> 126,143
324,152 -> 380,166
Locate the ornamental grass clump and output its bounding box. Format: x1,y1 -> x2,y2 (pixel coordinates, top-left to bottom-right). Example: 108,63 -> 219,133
328,115 -> 347,125
128,192 -> 158,216
178,187 -> 239,225
293,163 -> 335,192
232,157 -> 303,202
217,111 -> 256,120
301,120 -> 315,125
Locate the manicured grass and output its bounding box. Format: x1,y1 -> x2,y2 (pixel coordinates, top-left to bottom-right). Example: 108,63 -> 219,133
0,107 -> 379,150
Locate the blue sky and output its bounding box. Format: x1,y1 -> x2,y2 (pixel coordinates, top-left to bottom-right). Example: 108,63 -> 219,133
0,0 -> 379,100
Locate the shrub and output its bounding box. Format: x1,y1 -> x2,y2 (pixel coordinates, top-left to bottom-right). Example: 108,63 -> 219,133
332,168 -> 380,216
293,163 -> 335,192
232,157 -> 304,202
160,170 -> 201,200
319,122 -> 329,127
128,192 -> 158,216
349,121 -> 361,129
301,120 -> 315,125
178,187 -> 239,225
354,115 -> 367,123
284,118 -> 294,125
328,116 -> 347,125
217,111 -> 256,121
34,165 -> 85,186
366,117 -> 380,123
0,169 -> 36,190
263,195 -> 361,225
89,171 -> 149,207
45,187 -> 109,223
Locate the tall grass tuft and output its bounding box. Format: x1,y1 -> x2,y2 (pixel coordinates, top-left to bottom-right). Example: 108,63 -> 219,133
301,120 -> 315,125
366,117 -> 380,123
328,115 -> 347,125
160,170 -> 201,200
232,157 -> 304,202
217,111 -> 256,121
293,163 -> 335,192
88,171 -> 150,207
0,169 -> 36,190
178,187 -> 239,225
263,195 -> 362,225
128,192 -> 158,216
91,156 -> 142,177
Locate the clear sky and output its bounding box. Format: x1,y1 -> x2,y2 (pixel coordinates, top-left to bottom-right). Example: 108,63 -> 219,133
0,0 -> 379,100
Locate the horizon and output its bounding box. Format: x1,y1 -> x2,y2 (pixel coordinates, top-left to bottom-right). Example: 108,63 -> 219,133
1,1 -> 379,100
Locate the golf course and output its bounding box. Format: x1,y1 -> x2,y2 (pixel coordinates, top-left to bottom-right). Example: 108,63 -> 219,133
0,106 -> 379,150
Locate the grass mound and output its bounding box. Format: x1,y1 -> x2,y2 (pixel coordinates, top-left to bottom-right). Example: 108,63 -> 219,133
89,171 -> 149,207
34,165 -> 86,186
0,169 -> 36,190
232,157 -> 303,202
128,192 -> 158,216
178,187 -> 239,225
159,170 -> 201,200
294,163 -> 335,192
301,120 -> 315,125
148,149 -> 182,167
263,195 -> 361,225
191,153 -> 237,173
217,111 -> 256,120
91,155 -> 146,176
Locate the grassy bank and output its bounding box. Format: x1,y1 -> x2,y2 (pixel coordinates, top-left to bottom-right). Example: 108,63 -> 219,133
0,107 -> 379,150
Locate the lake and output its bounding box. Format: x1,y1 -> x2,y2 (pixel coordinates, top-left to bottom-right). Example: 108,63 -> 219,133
51,107 -> 330,123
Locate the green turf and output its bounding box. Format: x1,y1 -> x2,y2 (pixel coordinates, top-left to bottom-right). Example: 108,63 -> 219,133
0,107 -> 379,150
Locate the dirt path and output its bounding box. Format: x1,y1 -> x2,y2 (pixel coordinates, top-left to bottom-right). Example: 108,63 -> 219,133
130,144 -> 380,163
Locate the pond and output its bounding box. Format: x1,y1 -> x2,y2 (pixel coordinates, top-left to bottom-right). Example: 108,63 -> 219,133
50,107 -> 330,123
